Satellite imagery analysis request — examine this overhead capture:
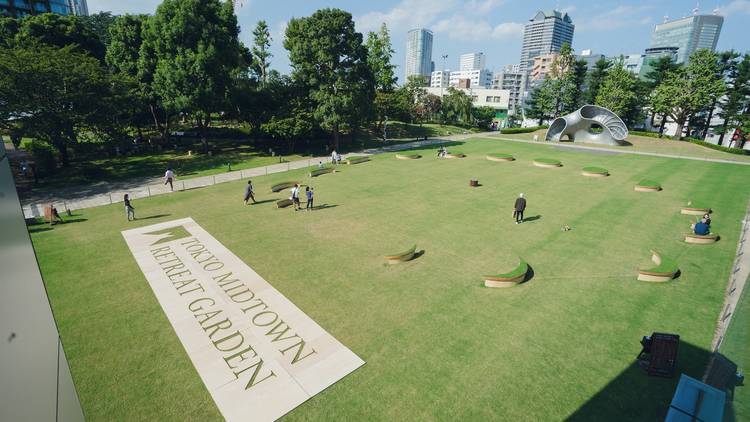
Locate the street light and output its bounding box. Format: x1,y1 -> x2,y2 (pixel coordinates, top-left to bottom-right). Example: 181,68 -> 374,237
440,54 -> 448,98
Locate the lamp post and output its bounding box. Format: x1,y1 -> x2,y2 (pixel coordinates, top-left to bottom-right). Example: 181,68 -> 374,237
440,54 -> 448,98
383,115 -> 388,141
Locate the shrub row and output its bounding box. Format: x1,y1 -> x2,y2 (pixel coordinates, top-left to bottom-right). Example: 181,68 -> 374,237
685,138 -> 750,155
500,125 -> 548,134
629,130 -> 672,139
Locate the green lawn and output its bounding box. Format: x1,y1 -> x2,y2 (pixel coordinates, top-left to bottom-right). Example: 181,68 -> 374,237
720,283 -> 750,420
30,137 -> 750,420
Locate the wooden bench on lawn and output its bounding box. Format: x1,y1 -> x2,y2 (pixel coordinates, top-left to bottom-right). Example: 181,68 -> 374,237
484,259 -> 529,288
637,332 -> 680,377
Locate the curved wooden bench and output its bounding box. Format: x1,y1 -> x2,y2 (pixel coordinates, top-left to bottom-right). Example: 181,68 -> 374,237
346,156 -> 371,165
276,199 -> 294,208
310,168 -> 334,177
445,153 -> 466,159
271,181 -> 299,193
582,166 -> 609,177
484,259 -> 529,288
681,207 -> 711,216
533,158 -> 562,168
486,153 -> 515,162
396,153 -> 422,160
385,245 -> 416,264
635,180 -> 661,192
638,250 -> 678,282
685,233 -> 719,244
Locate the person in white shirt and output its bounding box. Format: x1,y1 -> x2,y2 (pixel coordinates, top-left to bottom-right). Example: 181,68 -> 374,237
290,184 -> 301,211
164,168 -> 175,191
331,150 -> 337,165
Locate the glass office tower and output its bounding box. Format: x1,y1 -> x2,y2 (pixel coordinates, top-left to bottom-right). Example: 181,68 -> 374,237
405,28 -> 433,84
0,0 -> 76,17
649,14 -> 723,64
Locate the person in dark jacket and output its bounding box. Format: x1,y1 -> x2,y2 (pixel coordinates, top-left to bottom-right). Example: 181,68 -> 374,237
513,193 -> 526,224
243,180 -> 256,205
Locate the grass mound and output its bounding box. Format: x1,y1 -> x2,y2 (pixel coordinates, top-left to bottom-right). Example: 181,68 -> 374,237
639,251 -> 678,275
486,153 -> 515,161
582,166 -> 608,175
385,244 -> 417,259
271,181 -> 299,192
637,180 -> 661,188
533,158 -> 562,167
484,259 -> 529,280
346,156 -> 370,164
396,153 -> 422,160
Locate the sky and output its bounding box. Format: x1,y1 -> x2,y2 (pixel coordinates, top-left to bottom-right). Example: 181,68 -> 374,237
88,0 -> 750,82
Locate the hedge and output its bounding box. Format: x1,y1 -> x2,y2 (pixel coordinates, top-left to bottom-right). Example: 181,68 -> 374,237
629,130 -> 672,139
686,138 -> 750,155
500,125 -> 548,134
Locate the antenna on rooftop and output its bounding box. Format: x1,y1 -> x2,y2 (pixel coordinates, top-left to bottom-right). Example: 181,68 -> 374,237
693,2 -> 700,15
663,15 -> 669,23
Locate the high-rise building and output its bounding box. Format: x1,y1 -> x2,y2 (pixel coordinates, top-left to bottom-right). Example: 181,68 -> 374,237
0,0 -> 73,17
530,53 -> 560,81
68,0 -> 88,16
638,47 -> 679,80
405,28 -> 433,84
519,10 -> 575,73
649,13 -> 723,64
460,53 -> 486,71
576,49 -> 606,71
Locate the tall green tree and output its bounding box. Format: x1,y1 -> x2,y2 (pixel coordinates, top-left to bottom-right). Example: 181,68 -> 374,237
0,44 -> 124,166
525,79 -> 557,125
80,12 -> 117,48
563,59 -> 588,113
284,8 -> 374,149
595,61 -> 643,127
366,23 -> 397,92
143,0 -> 246,152
643,55 -> 680,129
11,13 -> 105,60
585,58 -> 611,105
717,54 -> 750,145
440,87 -> 472,125
700,50 -> 738,138
251,20 -> 272,85
651,49 -> 724,139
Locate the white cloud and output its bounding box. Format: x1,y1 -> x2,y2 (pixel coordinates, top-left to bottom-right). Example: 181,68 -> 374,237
576,5 -> 655,31
356,0 -> 456,34
717,0 -> 750,15
492,22 -> 524,38
468,0 -> 506,14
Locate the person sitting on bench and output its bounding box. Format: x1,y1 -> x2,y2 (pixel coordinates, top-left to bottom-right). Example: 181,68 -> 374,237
693,219 -> 710,235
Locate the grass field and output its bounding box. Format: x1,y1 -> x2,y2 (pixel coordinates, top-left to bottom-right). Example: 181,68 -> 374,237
30,137 -> 750,420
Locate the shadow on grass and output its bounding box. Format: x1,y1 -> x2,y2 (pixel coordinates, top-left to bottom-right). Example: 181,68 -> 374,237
524,215 -> 542,222
410,250 -> 426,261
58,218 -> 88,224
249,199 -> 276,205
28,227 -> 54,234
136,214 -> 171,221
567,340 -> 713,421
314,204 -> 339,210
521,264 -> 535,285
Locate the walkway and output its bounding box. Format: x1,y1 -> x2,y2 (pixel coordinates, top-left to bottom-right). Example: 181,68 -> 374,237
20,135 -> 474,218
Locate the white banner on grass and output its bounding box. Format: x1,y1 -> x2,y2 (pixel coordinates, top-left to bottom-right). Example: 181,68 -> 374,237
122,218 -> 364,421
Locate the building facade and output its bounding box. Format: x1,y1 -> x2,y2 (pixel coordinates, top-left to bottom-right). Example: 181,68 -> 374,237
460,52 -> 486,71
0,0 -> 74,16
68,0 -> 88,16
638,46 -> 679,80
649,13 -> 723,64
425,87 -> 510,111
576,49 -> 606,71
430,70 -> 450,88
405,28 -> 434,84
449,69 -> 493,88
530,53 -> 559,81
492,65 -> 527,114
519,10 -> 574,73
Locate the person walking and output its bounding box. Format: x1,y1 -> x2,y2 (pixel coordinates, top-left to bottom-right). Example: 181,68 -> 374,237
243,180 -> 256,205
164,167 -> 175,191
331,149 -> 337,165
124,194 -> 136,221
291,183 -> 301,211
513,193 -> 526,224
305,186 -> 314,210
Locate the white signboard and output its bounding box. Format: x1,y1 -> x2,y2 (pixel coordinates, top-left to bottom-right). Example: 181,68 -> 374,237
122,218 -> 364,421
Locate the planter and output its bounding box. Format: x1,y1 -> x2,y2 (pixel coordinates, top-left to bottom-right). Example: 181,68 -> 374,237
486,153 -> 515,162
346,156 -> 371,165
581,166 -> 609,177
484,259 -> 529,288
533,158 -> 562,168
396,153 -> 422,160
635,180 -> 661,192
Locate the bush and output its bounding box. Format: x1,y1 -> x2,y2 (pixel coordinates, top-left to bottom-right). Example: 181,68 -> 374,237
629,130 -> 673,140
686,138 -> 750,155
25,140 -> 57,176
500,125 -> 547,134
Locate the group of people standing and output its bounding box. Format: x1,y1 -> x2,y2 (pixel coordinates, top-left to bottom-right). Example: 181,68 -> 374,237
290,183 -> 314,211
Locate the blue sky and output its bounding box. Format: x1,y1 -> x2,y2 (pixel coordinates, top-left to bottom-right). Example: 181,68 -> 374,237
89,0 -> 750,82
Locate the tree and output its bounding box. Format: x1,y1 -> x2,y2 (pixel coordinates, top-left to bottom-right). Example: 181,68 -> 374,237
651,49 -> 724,139
472,106 -> 496,129
441,87 -> 473,125
366,23 -> 396,92
0,44 -> 124,166
261,112 -> 313,153
643,55 -> 680,129
284,8 -> 374,149
525,79 -> 557,125
11,13 -> 105,60
595,61 -> 642,127
251,20 -> 272,85
143,0 -> 246,153
80,12 -> 117,48
562,59 -> 588,113
717,54 -> 750,145
585,58 -> 611,105
701,50 -> 738,138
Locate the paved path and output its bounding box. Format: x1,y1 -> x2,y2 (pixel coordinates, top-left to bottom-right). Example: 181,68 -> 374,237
20,134 -> 477,218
